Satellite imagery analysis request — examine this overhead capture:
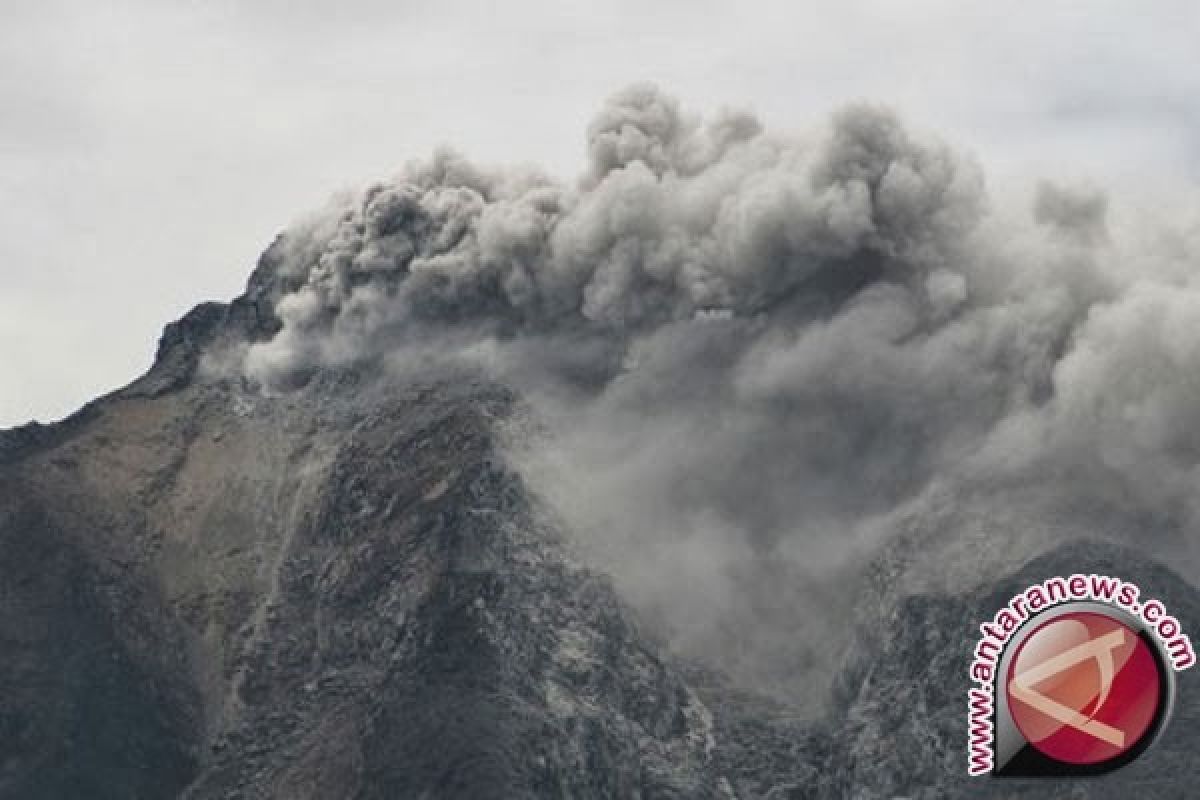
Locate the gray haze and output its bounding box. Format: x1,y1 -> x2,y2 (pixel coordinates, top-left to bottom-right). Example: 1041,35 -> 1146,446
3,0 -> 1200,427
218,85 -> 1200,702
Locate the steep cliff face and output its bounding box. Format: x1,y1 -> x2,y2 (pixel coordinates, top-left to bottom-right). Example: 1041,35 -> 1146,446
0,320 -> 736,798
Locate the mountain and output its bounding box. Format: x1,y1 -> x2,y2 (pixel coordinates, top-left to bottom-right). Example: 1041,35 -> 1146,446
2,252 -> 1197,799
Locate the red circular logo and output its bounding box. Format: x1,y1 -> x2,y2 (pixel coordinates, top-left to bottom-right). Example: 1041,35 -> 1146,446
1005,611 -> 1163,765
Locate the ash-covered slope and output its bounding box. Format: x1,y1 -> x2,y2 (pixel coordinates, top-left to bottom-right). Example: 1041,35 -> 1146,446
0,305 -> 748,798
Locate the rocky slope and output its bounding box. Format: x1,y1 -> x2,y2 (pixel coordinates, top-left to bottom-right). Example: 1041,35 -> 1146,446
0,338 -> 743,798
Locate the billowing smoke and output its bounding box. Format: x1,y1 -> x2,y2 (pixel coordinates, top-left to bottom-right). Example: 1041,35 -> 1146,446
238,84 -> 1200,706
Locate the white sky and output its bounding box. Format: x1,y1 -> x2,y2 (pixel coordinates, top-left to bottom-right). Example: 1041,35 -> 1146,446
2,0 -> 1198,426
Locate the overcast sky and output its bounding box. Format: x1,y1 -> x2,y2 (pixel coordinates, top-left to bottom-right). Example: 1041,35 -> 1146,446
2,0 -> 1197,427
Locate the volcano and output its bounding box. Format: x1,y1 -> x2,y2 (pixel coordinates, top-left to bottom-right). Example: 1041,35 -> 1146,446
5,85 -> 1200,798
0,248 -> 1196,799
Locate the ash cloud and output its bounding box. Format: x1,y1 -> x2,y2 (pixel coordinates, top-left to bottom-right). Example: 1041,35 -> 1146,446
239,84 -> 1200,705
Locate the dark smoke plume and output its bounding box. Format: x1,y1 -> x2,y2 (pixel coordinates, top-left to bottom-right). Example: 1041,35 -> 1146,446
231,84 -> 1200,705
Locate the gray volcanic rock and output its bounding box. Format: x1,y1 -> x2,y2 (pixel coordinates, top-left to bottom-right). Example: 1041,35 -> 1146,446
0,353 -> 739,797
